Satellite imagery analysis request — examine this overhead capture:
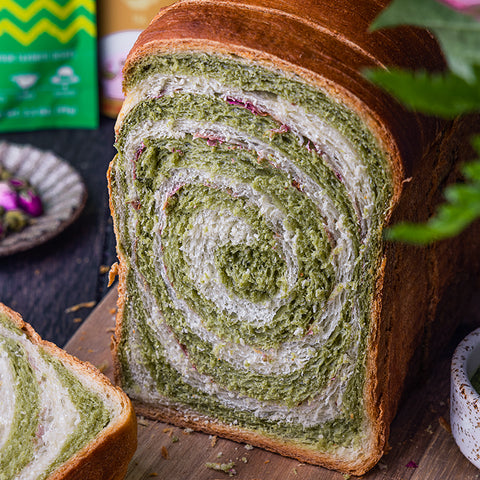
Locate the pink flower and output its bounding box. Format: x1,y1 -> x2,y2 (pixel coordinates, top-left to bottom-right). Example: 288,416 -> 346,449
0,181 -> 19,211
437,0 -> 480,18
17,190 -> 43,217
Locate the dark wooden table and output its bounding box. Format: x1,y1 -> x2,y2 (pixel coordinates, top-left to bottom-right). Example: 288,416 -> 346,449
0,116 -> 118,347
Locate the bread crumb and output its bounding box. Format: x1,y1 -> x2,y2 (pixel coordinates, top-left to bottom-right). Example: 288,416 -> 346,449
73,317 -> 82,323
161,446 -> 169,459
148,473 -> 158,477
108,262 -> 119,286
65,301 -> 96,313
264,460 -> 270,464
244,444 -> 254,450
183,428 -> 194,434
210,435 -> 218,447
205,461 -> 236,476
163,427 -> 173,436
109,308 -> 116,315
96,362 -> 108,373
138,417 -> 149,427
439,416 -> 452,434
241,457 -> 248,463
99,264 -> 110,274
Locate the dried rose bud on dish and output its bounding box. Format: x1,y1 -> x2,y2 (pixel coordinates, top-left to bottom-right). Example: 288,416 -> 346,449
0,165 -> 43,239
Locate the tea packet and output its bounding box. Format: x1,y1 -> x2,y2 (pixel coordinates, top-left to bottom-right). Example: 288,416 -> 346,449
0,0 -> 98,132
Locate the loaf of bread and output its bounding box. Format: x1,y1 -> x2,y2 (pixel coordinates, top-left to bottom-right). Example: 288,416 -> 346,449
108,0 -> 480,474
0,303 -> 137,480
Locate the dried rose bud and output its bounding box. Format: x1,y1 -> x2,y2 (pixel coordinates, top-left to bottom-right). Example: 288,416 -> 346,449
17,189 -> 43,217
9,178 -> 26,188
0,181 -> 19,211
4,209 -> 29,232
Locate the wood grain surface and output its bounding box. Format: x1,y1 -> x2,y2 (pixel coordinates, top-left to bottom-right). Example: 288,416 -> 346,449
65,286 -> 480,480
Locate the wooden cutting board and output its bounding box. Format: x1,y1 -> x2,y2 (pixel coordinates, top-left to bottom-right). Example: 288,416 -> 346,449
64,286 -> 479,480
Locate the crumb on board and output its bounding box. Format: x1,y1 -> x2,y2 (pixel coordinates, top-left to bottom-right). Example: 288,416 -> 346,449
377,462 -> 387,470
148,473 -> 158,477
138,418 -> 150,427
96,362 -> 108,373
439,416 -> 452,434
65,301 -> 96,313
244,444 -> 254,450
183,428 -> 194,434
73,317 -> 82,323
210,435 -> 218,447
264,460 -> 270,464
99,264 -> 110,274
161,446 -> 169,459
163,427 -> 173,436
205,461 -> 236,476
109,308 -> 116,315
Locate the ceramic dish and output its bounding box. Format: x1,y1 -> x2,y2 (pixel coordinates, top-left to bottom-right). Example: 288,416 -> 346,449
451,327 -> 480,469
0,142 -> 87,256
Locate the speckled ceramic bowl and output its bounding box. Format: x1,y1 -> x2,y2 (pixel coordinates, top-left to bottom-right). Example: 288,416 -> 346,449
0,142 -> 87,256
451,327 -> 480,469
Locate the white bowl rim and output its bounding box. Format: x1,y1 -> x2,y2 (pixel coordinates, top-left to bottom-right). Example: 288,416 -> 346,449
451,327 -> 480,405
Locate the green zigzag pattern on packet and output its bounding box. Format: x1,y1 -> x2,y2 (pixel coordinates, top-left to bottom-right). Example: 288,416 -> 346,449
0,0 -> 95,45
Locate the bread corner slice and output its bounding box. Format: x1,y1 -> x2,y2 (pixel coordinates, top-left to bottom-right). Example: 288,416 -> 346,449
0,303 -> 137,480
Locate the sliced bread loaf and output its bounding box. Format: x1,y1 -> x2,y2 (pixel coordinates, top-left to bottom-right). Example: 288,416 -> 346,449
108,0 -> 480,474
0,303 -> 137,480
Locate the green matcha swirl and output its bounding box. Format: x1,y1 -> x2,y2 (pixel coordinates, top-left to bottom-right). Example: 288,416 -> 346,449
112,53 -> 392,448
0,316 -> 111,480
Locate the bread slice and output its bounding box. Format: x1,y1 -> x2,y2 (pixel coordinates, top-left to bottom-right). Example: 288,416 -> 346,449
108,0 -> 480,475
0,303 -> 137,480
